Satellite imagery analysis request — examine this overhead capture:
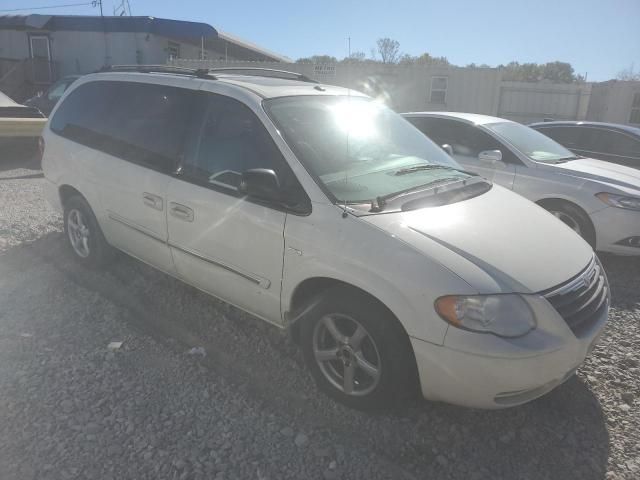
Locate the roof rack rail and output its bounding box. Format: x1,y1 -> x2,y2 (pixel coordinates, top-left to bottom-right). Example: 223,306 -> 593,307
95,64 -> 216,79
204,67 -> 318,83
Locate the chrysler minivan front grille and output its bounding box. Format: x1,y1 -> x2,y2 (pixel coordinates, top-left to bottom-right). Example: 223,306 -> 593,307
541,256 -> 609,336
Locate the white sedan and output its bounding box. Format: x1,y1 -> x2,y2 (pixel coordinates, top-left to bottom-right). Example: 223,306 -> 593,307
403,112 -> 640,255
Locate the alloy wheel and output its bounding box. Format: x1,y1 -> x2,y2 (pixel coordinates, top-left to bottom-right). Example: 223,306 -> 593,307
67,208 -> 91,258
551,210 -> 582,236
312,313 -> 382,396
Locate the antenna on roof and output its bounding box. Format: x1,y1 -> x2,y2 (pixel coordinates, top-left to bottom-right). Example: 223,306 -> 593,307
341,36 -> 352,219
113,0 -> 132,16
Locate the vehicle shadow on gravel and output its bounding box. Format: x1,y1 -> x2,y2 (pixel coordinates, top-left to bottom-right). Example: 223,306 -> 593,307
599,253 -> 640,306
0,147 -> 41,175
11,234 -> 620,480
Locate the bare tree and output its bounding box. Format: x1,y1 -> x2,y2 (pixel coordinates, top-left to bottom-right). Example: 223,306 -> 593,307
617,65 -> 640,81
376,38 -> 400,64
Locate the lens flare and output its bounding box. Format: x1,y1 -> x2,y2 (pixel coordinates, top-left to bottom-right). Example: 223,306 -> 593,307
331,100 -> 381,139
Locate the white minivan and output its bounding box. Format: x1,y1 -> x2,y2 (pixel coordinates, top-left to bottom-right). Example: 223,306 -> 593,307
42,67 -> 609,410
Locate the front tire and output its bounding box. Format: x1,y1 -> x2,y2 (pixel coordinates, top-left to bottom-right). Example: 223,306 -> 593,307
299,287 -> 417,410
545,202 -> 596,249
63,195 -> 113,268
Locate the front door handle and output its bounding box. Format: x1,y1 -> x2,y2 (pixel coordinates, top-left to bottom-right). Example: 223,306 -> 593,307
142,192 -> 163,211
169,202 -> 194,222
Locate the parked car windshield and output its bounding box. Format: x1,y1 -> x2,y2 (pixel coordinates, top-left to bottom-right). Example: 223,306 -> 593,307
486,121 -> 576,163
264,95 -> 469,203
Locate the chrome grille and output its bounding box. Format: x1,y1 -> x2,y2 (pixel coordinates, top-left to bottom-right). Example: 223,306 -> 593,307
541,256 -> 610,335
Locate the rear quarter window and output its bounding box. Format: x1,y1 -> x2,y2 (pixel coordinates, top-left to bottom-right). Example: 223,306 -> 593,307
50,80 -> 198,172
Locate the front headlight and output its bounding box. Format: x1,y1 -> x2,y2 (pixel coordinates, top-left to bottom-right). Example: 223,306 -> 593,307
596,192 -> 640,211
435,294 -> 536,338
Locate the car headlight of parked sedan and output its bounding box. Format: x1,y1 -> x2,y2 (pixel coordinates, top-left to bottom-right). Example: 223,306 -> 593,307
435,294 -> 537,338
596,192 -> 640,211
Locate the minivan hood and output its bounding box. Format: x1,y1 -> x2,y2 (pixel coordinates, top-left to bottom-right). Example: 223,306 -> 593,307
545,157 -> 640,195
362,185 -> 593,293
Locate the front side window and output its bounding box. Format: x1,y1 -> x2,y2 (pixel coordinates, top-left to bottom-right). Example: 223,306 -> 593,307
408,117 -> 519,164
429,76 -> 447,104
182,94 -> 301,196
535,126 -> 581,148
264,95 -> 470,203
485,121 -> 577,163
50,80 -> 197,171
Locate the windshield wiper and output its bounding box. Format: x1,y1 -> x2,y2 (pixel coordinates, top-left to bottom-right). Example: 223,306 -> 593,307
552,155 -> 583,164
370,176 -> 467,212
394,164 -> 458,176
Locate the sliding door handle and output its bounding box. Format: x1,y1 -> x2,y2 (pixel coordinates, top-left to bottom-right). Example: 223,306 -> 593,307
142,192 -> 163,211
169,202 -> 194,222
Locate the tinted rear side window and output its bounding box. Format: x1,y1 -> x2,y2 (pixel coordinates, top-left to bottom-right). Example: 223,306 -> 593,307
50,80 -> 197,172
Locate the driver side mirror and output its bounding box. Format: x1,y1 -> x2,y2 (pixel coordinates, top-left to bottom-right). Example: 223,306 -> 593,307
239,168 -> 282,202
478,149 -> 502,164
441,144 -> 453,156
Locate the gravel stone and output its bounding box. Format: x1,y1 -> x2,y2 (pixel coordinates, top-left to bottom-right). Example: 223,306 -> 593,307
1,161 -> 640,479
621,392 -> 634,405
294,433 -> 309,447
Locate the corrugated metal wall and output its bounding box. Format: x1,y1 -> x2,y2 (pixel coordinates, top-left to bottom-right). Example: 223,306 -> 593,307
497,81 -> 592,124
170,59 -> 502,115
170,59 -> 599,124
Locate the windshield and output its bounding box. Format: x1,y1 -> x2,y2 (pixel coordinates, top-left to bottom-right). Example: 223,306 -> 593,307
264,95 -> 469,203
485,121 -> 576,163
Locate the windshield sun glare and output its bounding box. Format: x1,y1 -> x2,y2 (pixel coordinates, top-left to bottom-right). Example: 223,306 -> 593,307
264,95 -> 467,204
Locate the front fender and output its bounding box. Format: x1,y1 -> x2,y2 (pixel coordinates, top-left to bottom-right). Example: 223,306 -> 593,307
282,203 -> 477,345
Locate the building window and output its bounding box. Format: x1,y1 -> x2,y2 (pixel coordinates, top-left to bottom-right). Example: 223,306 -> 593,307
167,41 -> 180,60
430,76 -> 448,104
630,92 -> 640,125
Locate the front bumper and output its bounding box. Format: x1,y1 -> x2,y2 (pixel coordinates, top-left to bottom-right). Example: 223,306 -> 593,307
591,206 -> 640,255
411,295 -> 608,409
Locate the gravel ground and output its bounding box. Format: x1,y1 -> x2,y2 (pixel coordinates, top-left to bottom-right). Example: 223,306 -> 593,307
0,158 -> 639,479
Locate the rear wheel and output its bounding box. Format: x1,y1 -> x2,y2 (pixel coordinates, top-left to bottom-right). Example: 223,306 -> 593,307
63,195 -> 113,268
299,287 -> 417,410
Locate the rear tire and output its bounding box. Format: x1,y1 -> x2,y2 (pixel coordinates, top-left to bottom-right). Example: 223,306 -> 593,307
299,287 -> 417,410
63,195 -> 113,269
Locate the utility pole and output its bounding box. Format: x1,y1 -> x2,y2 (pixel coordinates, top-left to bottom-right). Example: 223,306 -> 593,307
93,0 -> 109,67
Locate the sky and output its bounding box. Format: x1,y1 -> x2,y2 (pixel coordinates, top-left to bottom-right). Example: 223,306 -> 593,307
1,0 -> 639,81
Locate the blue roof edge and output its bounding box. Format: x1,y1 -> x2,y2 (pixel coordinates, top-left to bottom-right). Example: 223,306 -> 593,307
0,14 -> 217,39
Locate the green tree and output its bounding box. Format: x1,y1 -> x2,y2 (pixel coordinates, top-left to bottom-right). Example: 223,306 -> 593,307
398,53 -> 451,66
342,51 -> 367,63
295,55 -> 338,64
500,60 -> 582,83
541,61 -> 576,83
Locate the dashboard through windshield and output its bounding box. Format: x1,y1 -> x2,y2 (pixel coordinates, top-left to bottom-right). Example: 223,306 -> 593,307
264,95 -> 471,203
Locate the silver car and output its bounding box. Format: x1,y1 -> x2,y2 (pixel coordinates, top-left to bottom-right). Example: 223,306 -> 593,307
404,112 -> 640,255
